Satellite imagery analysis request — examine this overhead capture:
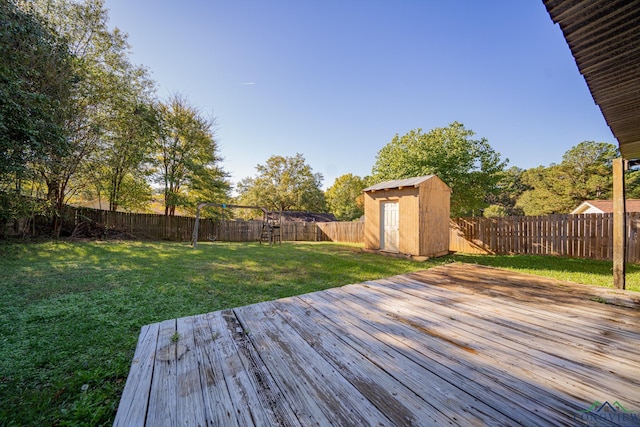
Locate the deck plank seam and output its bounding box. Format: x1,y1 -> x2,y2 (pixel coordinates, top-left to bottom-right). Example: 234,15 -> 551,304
330,282 -> 590,423
298,289 -> 554,426
381,276 -> 640,366
352,279 -> 639,409
234,302 -> 394,426
143,324 -> 159,427
226,308 -> 303,427
271,298 -> 427,426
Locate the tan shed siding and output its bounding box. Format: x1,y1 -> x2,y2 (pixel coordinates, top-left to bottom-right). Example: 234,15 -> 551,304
418,178 -> 451,257
398,188 -> 420,255
364,175 -> 451,258
365,187 -> 418,252
363,191 -> 379,250
363,193 -> 380,249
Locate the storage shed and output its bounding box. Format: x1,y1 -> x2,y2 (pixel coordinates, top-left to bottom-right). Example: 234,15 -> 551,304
363,175 -> 451,258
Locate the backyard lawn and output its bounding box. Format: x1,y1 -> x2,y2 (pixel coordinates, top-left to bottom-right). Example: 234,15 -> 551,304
1,240 -> 638,425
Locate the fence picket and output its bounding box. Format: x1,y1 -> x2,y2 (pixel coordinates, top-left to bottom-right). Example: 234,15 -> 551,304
450,214 -> 640,263
58,207 -> 364,244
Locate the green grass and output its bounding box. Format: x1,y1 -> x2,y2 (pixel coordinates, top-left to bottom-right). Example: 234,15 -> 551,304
0,241 -> 448,426
0,240 -> 637,425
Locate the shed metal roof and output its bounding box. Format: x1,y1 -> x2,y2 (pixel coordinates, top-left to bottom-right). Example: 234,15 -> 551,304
543,0 -> 640,160
363,175 -> 439,192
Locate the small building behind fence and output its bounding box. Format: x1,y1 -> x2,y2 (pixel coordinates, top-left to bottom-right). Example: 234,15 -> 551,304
571,199 -> 640,215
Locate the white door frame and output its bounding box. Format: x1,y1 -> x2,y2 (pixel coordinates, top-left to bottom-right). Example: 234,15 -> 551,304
380,201 -> 399,252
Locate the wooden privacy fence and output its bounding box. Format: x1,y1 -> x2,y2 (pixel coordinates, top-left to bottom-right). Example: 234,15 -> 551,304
63,207 -> 363,243
62,207 -> 640,262
450,213 -> 640,262
66,207 -> 198,241
316,221 -> 364,244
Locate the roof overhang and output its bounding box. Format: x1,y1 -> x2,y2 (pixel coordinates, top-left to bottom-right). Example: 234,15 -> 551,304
543,0 -> 640,160
363,175 -> 438,193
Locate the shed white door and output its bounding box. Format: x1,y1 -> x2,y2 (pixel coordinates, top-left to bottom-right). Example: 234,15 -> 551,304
381,202 -> 399,252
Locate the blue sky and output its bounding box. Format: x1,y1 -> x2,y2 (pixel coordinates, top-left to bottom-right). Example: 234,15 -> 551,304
104,0 -> 615,190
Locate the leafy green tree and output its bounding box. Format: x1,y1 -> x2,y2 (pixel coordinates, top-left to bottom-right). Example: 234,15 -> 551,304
482,205 -> 508,218
155,94 -> 230,216
0,0 -> 72,175
237,153 -> 326,212
561,141 -> 617,200
484,166 -> 529,216
516,165 -> 574,215
0,0 -> 73,230
17,0 -> 153,231
325,174 -> 366,221
625,170 -> 640,199
99,98 -> 157,211
371,122 -> 507,216
516,141 -> 618,215
108,173 -> 153,212
186,165 -> 233,216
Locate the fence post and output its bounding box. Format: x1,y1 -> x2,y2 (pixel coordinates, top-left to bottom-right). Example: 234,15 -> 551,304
613,157 -> 626,289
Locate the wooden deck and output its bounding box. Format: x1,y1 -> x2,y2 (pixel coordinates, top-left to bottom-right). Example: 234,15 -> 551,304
114,264 -> 640,426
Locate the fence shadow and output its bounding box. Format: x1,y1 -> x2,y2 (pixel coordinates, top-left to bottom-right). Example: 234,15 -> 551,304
451,253 -> 640,278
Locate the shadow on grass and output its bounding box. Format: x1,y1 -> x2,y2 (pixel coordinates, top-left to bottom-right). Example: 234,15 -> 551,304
452,253 -> 614,273
452,253 -> 640,292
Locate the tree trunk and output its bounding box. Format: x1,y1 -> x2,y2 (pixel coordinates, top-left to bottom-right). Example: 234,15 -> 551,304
47,180 -> 61,237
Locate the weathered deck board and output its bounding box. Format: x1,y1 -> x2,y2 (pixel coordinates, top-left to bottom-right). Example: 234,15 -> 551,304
343,279 -> 632,421
113,322 -> 158,426
287,293 -> 523,426
235,302 -> 395,426
272,298 -> 448,426
365,276 -> 640,393
145,318 -> 179,427
305,286 -> 577,426
190,313 -> 236,427
114,264 -> 640,426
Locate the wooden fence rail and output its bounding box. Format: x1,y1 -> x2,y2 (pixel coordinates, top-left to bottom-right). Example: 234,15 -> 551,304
55,207 -> 640,263
450,213 -> 640,263
316,221 -> 364,244
62,207 -> 362,243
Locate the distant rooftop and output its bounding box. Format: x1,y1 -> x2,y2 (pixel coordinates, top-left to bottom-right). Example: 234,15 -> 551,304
268,211 -> 337,222
571,199 -> 640,214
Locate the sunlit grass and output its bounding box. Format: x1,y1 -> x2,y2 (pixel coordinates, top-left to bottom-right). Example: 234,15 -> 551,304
0,241 -> 447,425
0,240 -> 636,425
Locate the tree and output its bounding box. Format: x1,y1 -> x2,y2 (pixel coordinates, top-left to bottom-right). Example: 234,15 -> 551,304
484,166 -> 529,216
17,0 -> 153,232
516,141 -> 618,215
371,122 -> 507,216
99,97 -> 157,212
236,154 -> 326,212
0,0 -> 72,176
325,174 -> 366,221
516,165 -> 574,215
155,94 -> 230,216
482,204 -> 508,218
625,169 -> 640,199
0,0 -> 73,231
560,141 -> 617,200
